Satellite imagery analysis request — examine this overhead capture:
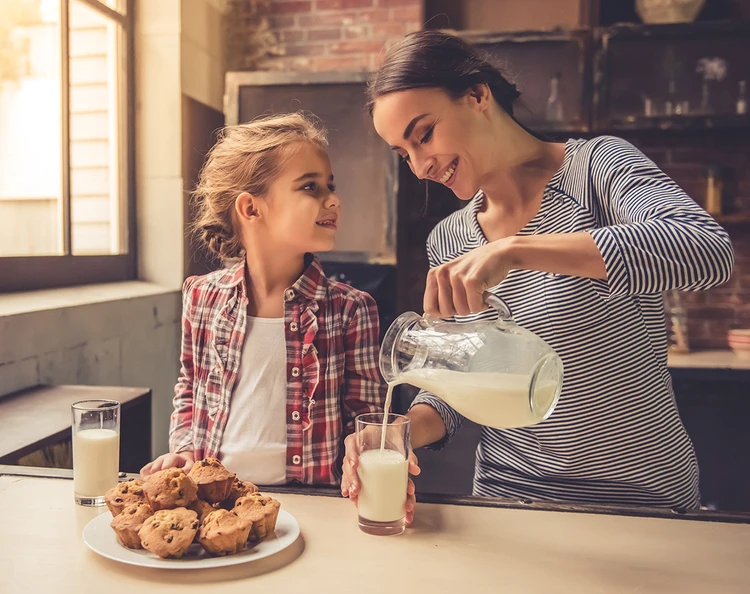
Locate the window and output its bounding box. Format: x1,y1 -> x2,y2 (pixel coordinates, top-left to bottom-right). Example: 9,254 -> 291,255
0,0 -> 133,292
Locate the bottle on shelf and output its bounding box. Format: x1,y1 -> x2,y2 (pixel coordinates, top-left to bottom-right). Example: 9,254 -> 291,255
546,73 -> 564,122
738,80 -> 747,115
705,165 -> 723,216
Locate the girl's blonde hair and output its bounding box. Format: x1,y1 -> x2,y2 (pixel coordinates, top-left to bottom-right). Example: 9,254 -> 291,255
192,112 -> 328,261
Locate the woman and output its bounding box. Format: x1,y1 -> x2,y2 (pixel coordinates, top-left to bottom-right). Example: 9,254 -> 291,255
341,30 -> 734,514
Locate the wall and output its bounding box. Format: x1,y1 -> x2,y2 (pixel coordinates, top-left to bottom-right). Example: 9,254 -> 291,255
226,0 -> 423,72
0,0 -> 229,459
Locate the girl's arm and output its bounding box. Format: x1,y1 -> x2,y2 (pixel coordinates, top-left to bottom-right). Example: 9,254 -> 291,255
340,292 -> 387,435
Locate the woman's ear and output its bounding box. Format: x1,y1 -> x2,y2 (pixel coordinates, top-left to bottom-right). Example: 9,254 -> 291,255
467,83 -> 492,111
235,192 -> 259,222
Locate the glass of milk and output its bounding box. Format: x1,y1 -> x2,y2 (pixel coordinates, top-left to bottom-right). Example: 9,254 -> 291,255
71,400 -> 121,506
355,413 -> 410,536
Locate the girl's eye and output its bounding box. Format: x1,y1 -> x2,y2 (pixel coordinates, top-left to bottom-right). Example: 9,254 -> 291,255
301,182 -> 317,192
420,125 -> 435,145
328,184 -> 336,193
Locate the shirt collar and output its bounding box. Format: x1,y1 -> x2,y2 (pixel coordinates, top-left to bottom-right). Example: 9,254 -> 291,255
213,254 -> 328,302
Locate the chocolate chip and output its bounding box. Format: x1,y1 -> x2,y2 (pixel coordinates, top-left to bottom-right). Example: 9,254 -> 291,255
166,535 -> 174,543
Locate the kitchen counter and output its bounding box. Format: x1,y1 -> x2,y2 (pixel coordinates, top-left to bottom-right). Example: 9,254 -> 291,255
668,349 -> 750,371
1,467 -> 749,593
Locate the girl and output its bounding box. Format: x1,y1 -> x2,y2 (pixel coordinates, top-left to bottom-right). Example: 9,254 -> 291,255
343,31 -> 734,510
142,113 -> 385,486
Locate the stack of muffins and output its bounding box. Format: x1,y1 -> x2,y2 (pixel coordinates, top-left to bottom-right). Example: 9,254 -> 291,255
105,458 -> 281,559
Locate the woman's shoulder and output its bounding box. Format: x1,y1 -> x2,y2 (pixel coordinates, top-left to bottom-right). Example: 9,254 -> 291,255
569,135 -> 652,168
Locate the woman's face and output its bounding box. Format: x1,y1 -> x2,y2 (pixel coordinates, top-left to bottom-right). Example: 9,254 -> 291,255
372,86 -> 493,201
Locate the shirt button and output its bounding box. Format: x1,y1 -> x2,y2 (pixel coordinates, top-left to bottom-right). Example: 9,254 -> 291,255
289,321 -> 299,332
291,410 -> 301,421
291,367 -> 300,378
284,289 -> 295,302
292,455 -> 301,465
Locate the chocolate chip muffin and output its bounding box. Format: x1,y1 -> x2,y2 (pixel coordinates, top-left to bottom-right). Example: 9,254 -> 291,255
105,480 -> 146,517
138,508 -> 199,559
143,468 -> 198,511
188,458 -> 236,504
187,497 -> 216,522
233,494 -> 281,541
197,509 -> 252,556
110,502 -> 154,549
220,478 -> 259,509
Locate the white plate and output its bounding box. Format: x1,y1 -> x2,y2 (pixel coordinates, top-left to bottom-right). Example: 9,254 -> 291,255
83,509 -> 300,569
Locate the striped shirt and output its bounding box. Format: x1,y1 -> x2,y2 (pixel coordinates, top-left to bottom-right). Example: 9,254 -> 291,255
411,136 -> 734,509
169,254 -> 386,485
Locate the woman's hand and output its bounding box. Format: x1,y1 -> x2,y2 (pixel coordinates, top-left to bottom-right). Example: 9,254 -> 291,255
341,433 -> 421,525
424,238 -> 516,318
140,451 -> 195,478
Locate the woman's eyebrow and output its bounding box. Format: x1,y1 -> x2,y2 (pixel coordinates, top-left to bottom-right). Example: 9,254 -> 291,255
402,113 -> 429,140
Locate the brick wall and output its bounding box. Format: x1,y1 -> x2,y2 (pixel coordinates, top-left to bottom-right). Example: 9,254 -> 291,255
226,0 -> 423,72
622,130 -> 750,350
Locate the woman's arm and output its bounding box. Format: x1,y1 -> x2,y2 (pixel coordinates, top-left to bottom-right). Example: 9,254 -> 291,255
424,137 -> 733,318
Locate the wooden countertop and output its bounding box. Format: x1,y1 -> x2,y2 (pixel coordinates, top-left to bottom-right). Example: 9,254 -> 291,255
1,473 -> 749,593
668,350 -> 750,371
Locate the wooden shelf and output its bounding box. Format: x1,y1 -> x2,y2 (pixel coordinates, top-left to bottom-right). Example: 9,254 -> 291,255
603,115 -> 750,132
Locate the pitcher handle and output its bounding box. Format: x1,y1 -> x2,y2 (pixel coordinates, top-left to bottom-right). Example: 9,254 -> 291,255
483,291 -> 512,321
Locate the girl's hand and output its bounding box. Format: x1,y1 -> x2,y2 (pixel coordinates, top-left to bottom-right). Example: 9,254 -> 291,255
140,451 -> 195,478
424,238 -> 516,318
341,433 -> 421,526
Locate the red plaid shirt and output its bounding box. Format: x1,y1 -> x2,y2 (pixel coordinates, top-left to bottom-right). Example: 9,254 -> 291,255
169,254 -> 385,485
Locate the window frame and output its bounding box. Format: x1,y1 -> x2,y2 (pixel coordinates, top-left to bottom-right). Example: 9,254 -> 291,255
0,0 -> 135,293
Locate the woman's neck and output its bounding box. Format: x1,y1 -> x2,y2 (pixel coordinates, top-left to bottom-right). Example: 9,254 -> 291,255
243,245 -> 305,318
477,110 -> 566,240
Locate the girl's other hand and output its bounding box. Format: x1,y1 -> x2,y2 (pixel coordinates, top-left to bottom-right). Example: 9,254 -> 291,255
139,451 -> 195,478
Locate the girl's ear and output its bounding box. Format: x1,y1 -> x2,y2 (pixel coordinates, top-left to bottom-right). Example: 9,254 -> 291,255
235,192 -> 259,222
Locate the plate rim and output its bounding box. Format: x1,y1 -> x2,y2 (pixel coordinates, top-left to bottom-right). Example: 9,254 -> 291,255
83,508 -> 300,570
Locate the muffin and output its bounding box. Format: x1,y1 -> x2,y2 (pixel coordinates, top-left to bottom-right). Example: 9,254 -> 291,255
220,478 -> 259,509
188,497 -> 216,522
233,494 -> 281,541
143,468 -> 198,511
197,509 -> 252,556
138,508 -> 199,559
188,458 -> 236,504
110,502 -> 153,549
105,479 -> 146,517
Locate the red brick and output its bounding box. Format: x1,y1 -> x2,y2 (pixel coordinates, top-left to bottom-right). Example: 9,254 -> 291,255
280,29 -> 306,43
270,1 -> 312,14
378,0 -> 418,6
311,54 -> 370,71
389,4 -> 422,21
372,21 -> 404,38
329,39 -> 383,53
299,11 -> 357,26
316,0 -> 372,9
357,7 -> 391,22
283,43 -> 326,56
343,24 -> 370,39
308,27 -> 343,41
270,14 -> 297,28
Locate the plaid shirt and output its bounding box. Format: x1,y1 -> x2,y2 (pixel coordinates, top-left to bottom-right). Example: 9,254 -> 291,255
169,254 -> 385,485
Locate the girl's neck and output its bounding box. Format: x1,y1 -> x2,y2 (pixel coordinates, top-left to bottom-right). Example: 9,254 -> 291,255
243,246 -> 306,318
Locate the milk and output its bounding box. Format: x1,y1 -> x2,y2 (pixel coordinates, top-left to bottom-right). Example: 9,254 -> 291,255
357,449 -> 409,522
72,428 -> 120,497
397,368 -> 559,428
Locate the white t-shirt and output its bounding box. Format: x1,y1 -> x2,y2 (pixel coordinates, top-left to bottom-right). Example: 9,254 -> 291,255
219,316 -> 287,485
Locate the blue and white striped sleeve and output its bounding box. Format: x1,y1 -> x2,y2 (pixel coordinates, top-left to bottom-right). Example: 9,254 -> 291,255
407,231 -> 465,449
586,136 -> 734,299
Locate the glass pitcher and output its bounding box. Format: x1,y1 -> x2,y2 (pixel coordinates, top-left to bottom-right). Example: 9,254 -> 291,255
380,293 -> 563,429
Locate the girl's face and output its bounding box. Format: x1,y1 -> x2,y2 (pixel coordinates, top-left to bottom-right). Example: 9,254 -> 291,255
372,86 -> 494,201
245,141 -> 340,255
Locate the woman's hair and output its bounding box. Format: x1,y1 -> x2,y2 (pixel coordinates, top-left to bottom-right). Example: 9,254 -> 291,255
366,30 -> 521,115
192,112 -> 328,261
